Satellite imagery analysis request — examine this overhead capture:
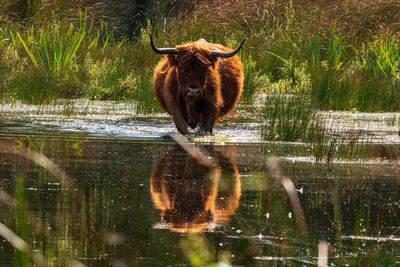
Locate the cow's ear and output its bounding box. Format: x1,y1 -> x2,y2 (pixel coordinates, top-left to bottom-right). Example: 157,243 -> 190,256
206,52 -> 218,66
209,56 -> 218,66
168,54 -> 178,66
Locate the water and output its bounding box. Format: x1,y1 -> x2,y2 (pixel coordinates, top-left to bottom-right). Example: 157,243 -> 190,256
1,101 -> 400,266
0,100 -> 260,142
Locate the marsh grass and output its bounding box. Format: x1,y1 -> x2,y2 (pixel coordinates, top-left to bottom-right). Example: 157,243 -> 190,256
6,70 -> 59,104
364,36 -> 400,79
133,70 -> 161,114
240,52 -> 269,106
311,129 -> 372,163
295,25 -> 400,112
310,69 -> 400,112
261,94 -> 320,142
0,9 -> 161,109
310,69 -> 353,110
1,0 -> 400,114
11,9 -> 104,72
261,94 -> 372,162
14,25 -> 85,72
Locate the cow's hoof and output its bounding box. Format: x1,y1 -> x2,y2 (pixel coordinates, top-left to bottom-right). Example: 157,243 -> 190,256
188,122 -> 197,130
199,126 -> 213,136
161,133 -> 174,141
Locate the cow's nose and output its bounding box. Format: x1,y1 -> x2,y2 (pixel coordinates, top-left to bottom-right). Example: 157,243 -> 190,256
188,87 -> 200,97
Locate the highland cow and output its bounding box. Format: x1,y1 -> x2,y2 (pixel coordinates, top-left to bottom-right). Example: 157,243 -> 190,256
151,35 -> 245,134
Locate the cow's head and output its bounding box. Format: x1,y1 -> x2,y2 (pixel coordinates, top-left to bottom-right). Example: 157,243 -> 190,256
150,35 -> 245,99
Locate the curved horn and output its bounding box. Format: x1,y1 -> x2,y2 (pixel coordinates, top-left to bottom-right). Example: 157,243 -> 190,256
211,38 -> 246,58
150,34 -> 178,55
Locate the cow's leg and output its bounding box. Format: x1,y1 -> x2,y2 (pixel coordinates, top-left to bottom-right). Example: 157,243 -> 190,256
199,103 -> 218,135
163,90 -> 188,134
186,98 -> 201,130
172,110 -> 189,134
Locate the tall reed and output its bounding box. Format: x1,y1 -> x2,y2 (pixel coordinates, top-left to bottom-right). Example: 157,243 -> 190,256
11,10 -> 101,72
261,94 -> 371,162
302,25 -> 400,112
15,25 -> 85,72
261,94 -> 321,142
328,23 -> 342,70
240,52 -> 268,106
363,36 -> 400,79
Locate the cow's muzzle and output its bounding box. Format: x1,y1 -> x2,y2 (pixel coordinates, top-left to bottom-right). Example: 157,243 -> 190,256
187,87 -> 201,98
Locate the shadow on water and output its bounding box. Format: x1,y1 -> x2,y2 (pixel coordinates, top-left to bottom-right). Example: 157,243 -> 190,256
0,134 -> 400,265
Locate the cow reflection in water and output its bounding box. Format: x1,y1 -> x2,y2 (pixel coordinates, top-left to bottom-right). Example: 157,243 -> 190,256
150,146 -> 241,233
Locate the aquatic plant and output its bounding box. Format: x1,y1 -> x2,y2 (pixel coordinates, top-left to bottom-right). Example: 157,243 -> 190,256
296,24 -> 400,112
261,94 -> 321,142
363,36 -> 400,79
261,94 -> 373,163
11,9 -> 103,72
240,52 -> 268,106
12,24 -> 82,72
5,70 -> 59,104
0,0 -> 398,113
328,23 -> 343,70
133,69 -> 161,113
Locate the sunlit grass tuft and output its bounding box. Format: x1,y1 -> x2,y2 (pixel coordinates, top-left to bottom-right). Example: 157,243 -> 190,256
261,94 -> 320,142
261,95 -> 372,163
240,52 -> 269,106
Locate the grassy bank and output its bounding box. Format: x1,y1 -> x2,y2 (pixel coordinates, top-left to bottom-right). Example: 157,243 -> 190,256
0,0 -> 399,108
1,1 -> 400,152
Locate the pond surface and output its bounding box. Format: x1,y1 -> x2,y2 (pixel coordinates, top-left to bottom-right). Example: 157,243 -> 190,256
0,101 -> 400,266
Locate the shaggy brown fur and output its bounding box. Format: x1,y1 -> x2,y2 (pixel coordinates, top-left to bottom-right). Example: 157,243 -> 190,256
153,39 -> 244,134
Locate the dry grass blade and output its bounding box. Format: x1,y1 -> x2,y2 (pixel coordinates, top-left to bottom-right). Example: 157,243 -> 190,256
266,157 -> 308,235
0,222 -> 29,252
170,132 -> 216,169
0,141 -> 84,202
0,222 -> 47,266
318,241 -> 329,267
0,189 -> 51,238
0,141 -> 87,266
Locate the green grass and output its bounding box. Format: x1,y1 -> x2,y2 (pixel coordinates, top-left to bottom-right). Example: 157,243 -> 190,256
133,69 -> 161,113
295,27 -> 400,112
240,52 -> 269,106
261,94 -> 320,142
5,70 -> 59,104
1,0 -> 400,113
261,94 -> 372,163
0,11 -> 161,108
14,25 -> 85,72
